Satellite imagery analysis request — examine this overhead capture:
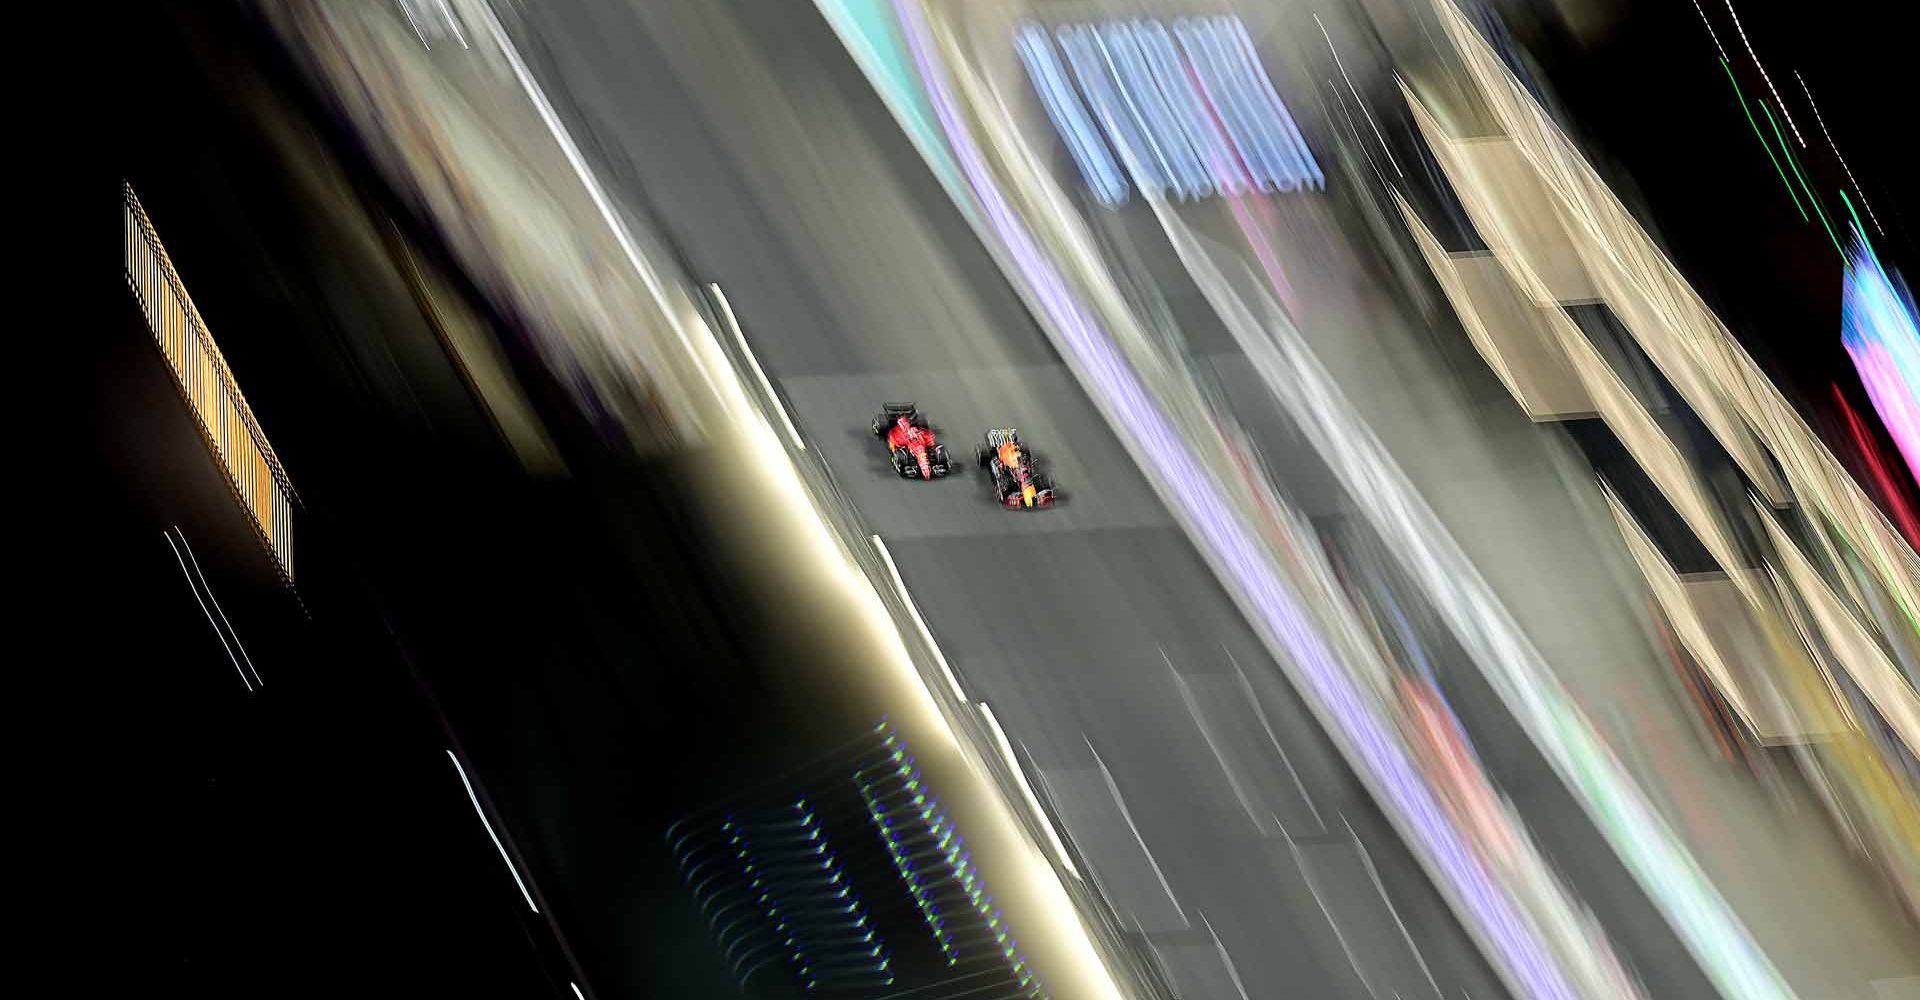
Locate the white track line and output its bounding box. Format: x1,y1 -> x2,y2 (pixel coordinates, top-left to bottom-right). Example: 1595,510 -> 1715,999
710,283 -> 804,451
978,701 -> 1081,879
1224,645 -> 1324,832
1285,831 -> 1384,1000
1163,647 -> 1268,835
1085,734 -> 1187,924
870,535 -> 966,703
1343,813 -> 1445,1000
1198,910 -> 1253,1000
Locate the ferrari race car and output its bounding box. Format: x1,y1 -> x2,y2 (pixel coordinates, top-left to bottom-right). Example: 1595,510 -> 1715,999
976,429 -> 1057,509
871,403 -> 954,479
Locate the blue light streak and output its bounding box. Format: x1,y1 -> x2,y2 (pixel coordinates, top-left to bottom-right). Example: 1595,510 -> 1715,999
1016,23 -> 1129,206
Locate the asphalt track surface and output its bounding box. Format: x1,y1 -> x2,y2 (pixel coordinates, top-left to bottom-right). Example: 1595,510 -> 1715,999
467,1 -> 1732,998
484,2 -> 1903,999
485,4 -> 1536,999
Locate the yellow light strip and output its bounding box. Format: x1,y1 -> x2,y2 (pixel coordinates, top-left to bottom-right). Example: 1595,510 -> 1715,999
123,183 -> 295,582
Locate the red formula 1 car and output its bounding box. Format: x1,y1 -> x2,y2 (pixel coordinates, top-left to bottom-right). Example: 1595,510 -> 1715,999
976,429 -> 1056,509
871,403 -> 954,479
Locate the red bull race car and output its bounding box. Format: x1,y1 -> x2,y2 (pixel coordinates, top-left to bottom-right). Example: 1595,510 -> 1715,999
976,429 -> 1056,509
872,403 -> 954,479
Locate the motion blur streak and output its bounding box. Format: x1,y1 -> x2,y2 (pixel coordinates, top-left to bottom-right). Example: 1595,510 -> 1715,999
1056,24 -> 1165,201
1831,385 -> 1920,551
978,701 -> 1081,881
1720,0 -> 1804,147
811,0 -> 972,216
1312,13 -> 1401,179
1842,233 -> 1920,482
124,184 -> 297,581
1794,70 -> 1885,237
871,535 -> 968,705
1154,200 -> 1646,1000
1422,0 -> 1920,640
446,750 -> 538,913
891,3 -> 1593,997
708,283 -> 805,452
1719,60 -> 1806,223
1089,22 -> 1212,201
1014,23 -> 1127,207
1136,22 -> 1246,196
261,2 -> 713,453
267,5 -> 1131,997
465,3 -> 728,420
476,9 -> 1128,995
1413,0 -> 1920,949
172,527 -> 264,689
164,528 -> 254,693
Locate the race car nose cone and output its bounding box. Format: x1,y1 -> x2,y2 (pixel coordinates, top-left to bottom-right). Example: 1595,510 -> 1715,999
1022,484 -> 1036,507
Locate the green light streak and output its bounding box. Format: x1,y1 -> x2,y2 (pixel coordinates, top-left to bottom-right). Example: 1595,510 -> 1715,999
1840,188 -> 1876,259
1760,99 -> 1845,257
1721,60 -> 1806,221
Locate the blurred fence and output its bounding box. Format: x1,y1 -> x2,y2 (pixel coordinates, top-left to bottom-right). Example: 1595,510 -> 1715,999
123,182 -> 297,582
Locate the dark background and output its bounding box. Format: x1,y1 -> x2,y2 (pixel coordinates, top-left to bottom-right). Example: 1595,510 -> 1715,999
84,4 -> 816,997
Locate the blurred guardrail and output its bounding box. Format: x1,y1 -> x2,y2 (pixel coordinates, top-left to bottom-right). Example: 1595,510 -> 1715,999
122,182 -> 297,582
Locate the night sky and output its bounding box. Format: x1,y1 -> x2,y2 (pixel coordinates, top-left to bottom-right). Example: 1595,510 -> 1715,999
1534,0 -> 1910,429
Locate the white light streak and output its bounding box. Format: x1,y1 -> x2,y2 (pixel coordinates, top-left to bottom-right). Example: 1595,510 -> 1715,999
1723,0 -> 1803,146
1197,910 -> 1253,1000
164,529 -> 252,693
1164,648 -> 1267,834
431,0 -> 468,50
174,528 -> 262,688
709,283 -> 805,451
871,535 -> 966,703
1224,645 -> 1325,832
446,750 -> 539,913
977,701 -> 1082,879
396,0 -> 430,50
1794,70 -> 1884,236
1342,814 -> 1446,1000
1689,0 -> 1729,63
1313,14 -> 1402,177
1085,735 -> 1186,922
